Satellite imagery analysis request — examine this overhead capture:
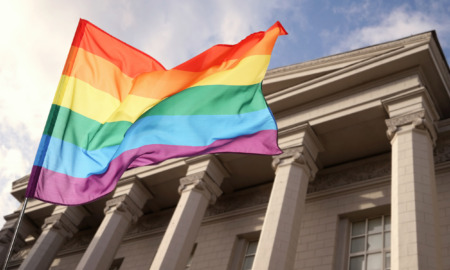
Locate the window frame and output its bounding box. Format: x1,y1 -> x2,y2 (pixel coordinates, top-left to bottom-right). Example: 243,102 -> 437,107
185,243 -> 198,269
333,205 -> 390,270
228,231 -> 260,270
109,257 -> 124,270
241,240 -> 258,270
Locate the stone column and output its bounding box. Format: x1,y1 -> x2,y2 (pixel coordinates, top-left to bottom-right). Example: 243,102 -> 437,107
383,90 -> 442,270
19,205 -> 87,270
253,124 -> 321,270
150,155 -> 228,270
76,181 -> 150,270
252,124 -> 322,270
0,212 -> 36,267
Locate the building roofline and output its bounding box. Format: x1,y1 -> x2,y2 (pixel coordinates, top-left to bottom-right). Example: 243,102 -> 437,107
266,31 -> 443,78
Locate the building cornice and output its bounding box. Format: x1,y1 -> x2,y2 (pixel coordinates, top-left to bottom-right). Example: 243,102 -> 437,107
265,32 -> 433,80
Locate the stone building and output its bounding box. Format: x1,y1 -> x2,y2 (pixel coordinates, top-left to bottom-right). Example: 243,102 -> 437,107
1,31 -> 449,270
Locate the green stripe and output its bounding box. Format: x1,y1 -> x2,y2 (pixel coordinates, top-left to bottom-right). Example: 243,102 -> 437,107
44,105 -> 131,150
142,83 -> 266,117
47,83 -> 267,151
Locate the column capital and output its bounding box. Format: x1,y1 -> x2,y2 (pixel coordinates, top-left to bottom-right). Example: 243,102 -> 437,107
277,124 -> 323,154
42,205 -> 87,239
385,110 -> 437,143
275,124 -> 322,181
382,89 -> 439,145
272,146 -> 318,181
0,213 -> 35,243
178,171 -> 222,204
113,180 -> 152,210
184,155 -> 229,184
42,213 -> 77,239
0,229 -> 26,254
104,194 -> 143,223
180,155 -> 228,204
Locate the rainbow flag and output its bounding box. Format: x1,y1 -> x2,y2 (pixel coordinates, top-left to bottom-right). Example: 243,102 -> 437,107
26,19 -> 286,205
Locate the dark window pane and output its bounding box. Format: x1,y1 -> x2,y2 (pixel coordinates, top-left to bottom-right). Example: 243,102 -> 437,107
367,234 -> 382,251
352,221 -> 366,236
349,256 -> 364,270
368,218 -> 382,234
351,237 -> 365,253
242,256 -> 255,270
367,253 -> 382,270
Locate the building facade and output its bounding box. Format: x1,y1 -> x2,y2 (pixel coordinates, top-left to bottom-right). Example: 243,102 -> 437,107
1,32 -> 449,270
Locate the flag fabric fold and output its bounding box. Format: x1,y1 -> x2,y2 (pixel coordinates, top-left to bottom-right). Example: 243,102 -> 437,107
26,19 -> 287,205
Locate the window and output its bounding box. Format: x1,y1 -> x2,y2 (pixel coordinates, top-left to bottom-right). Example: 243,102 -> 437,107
241,240 -> 258,270
228,231 -> 260,270
109,258 -> 124,270
185,243 -> 197,269
349,215 -> 390,270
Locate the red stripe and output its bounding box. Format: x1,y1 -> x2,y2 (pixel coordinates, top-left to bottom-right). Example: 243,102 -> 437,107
174,22 -> 287,72
73,19 -> 165,77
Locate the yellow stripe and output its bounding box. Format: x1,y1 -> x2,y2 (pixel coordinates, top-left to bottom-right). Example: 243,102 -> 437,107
65,47 -> 134,101
52,55 -> 270,123
53,76 -> 160,123
108,95 -> 160,123
191,55 -> 271,87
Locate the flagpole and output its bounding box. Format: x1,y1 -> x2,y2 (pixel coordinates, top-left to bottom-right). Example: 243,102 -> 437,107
2,197 -> 28,270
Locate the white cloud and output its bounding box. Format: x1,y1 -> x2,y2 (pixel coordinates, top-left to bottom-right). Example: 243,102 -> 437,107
332,0 -> 372,20
330,5 -> 450,54
0,146 -> 28,217
0,147 -> 28,185
131,0 -> 285,68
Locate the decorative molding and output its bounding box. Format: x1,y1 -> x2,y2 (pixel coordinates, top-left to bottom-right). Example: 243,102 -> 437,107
184,155 -> 229,184
205,184 -> 272,217
104,194 -> 143,223
127,210 -> 174,236
435,132 -> 450,164
272,147 -> 304,168
42,213 -> 78,239
125,184 -> 273,239
307,176 -> 391,203
385,110 -> 437,144
60,230 -> 96,252
309,157 -> 391,193
10,244 -> 33,262
178,171 -> 223,204
0,229 -> 26,253
272,147 -> 318,181
0,228 -> 14,244
383,88 -> 439,145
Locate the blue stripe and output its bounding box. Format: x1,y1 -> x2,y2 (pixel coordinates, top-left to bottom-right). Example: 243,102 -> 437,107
36,109 -> 277,178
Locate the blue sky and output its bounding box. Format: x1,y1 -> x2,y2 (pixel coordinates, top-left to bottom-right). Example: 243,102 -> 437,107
0,0 -> 449,225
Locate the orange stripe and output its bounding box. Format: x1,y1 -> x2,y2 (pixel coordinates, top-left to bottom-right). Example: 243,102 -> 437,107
64,48 -> 267,101
132,56 -> 270,99
64,47 -> 133,101
131,59 -> 241,99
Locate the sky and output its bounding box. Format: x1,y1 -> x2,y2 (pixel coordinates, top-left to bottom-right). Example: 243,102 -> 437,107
0,0 -> 449,227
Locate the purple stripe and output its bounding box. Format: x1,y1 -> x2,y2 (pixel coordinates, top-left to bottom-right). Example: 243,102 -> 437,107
29,130 -> 281,205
